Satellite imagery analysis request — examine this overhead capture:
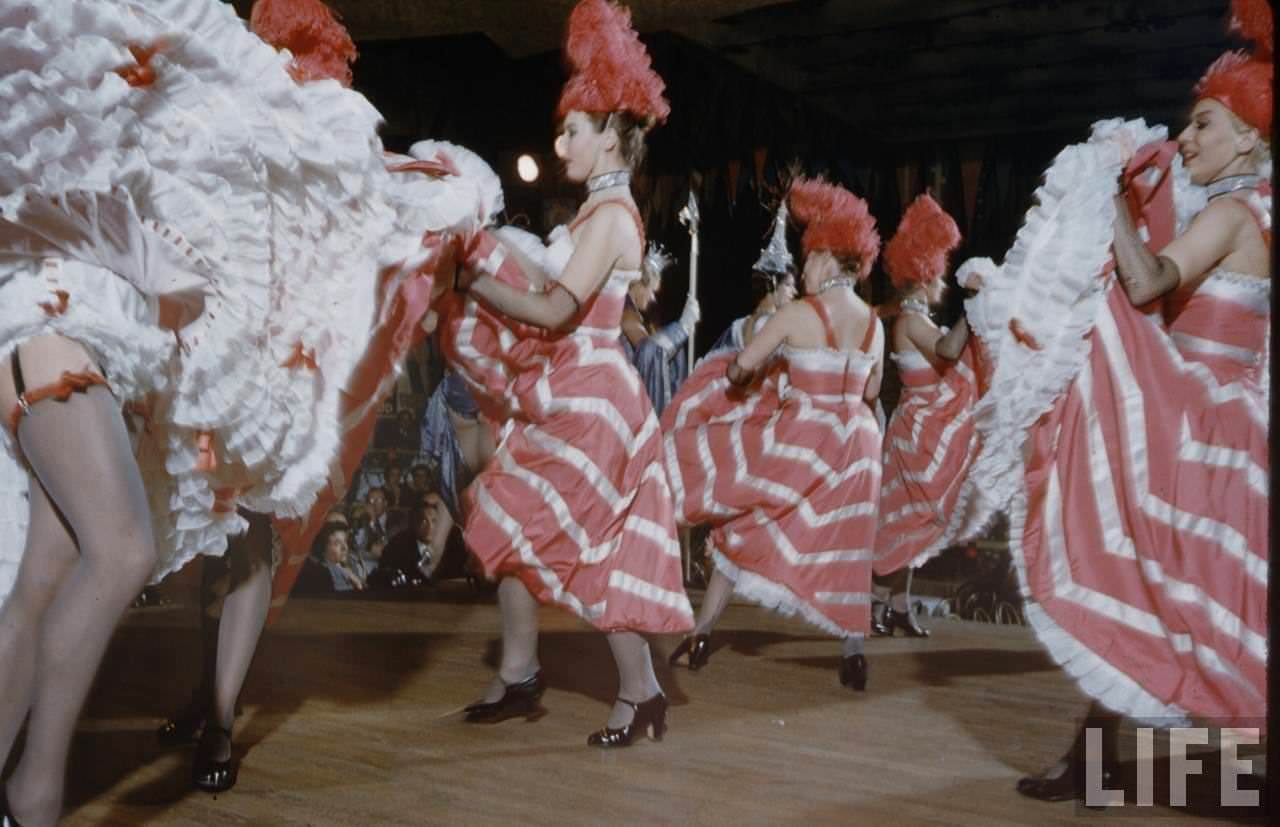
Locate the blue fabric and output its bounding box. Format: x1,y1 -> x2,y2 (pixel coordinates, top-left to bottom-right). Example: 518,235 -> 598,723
420,371 -> 478,522
708,317 -> 746,356
621,319 -> 689,417
441,369 -> 479,418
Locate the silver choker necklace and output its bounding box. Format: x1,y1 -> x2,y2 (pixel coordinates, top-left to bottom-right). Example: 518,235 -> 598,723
818,276 -> 856,294
587,170 -> 631,193
1206,174 -> 1264,201
900,298 -> 931,317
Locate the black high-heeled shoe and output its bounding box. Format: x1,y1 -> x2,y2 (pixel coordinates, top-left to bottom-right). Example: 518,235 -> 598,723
883,606 -> 930,638
1016,761 -> 1118,805
1,784 -> 26,827
463,671 -> 546,723
587,692 -> 668,748
1017,719 -> 1120,807
157,690 -> 207,746
870,609 -> 890,637
667,634 -> 710,670
192,726 -> 238,794
839,653 -> 868,691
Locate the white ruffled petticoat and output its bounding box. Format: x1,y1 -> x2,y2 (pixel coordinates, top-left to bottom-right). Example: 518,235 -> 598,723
0,0 -> 403,593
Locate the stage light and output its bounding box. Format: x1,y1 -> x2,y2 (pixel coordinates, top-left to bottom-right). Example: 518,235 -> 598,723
517,154 -> 540,183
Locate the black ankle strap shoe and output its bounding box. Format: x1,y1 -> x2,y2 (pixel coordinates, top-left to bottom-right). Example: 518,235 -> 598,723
463,671 -> 547,724
587,692 -> 669,748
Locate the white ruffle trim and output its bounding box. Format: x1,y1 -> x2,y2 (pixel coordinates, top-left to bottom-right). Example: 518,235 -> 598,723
1005,490 -> 1191,728
963,118 -> 1171,528
710,547 -> 852,638
0,0 -> 393,525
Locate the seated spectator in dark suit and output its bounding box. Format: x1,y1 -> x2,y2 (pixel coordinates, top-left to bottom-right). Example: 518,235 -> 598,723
294,524 -> 366,595
351,486 -> 404,577
372,492 -> 454,589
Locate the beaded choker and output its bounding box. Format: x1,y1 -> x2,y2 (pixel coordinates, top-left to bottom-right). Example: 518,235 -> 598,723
900,298 -> 931,317
1206,174 -> 1264,201
587,170 -> 631,193
818,276 -> 856,294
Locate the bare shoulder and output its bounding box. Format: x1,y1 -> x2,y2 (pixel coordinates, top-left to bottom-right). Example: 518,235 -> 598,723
585,199 -> 640,236
1184,194 -> 1263,246
776,295 -> 821,325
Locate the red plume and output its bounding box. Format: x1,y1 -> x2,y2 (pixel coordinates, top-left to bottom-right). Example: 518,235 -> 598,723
251,0 -> 357,87
883,194 -> 962,289
1231,0 -> 1273,60
557,0 -> 670,125
788,177 -> 881,280
1194,0 -> 1273,136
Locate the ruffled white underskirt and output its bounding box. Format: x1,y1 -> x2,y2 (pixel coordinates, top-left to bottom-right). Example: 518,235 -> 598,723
0,0 -> 502,604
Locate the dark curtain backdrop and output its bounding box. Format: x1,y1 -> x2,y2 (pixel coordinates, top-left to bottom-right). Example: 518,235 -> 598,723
350,32 -> 1106,357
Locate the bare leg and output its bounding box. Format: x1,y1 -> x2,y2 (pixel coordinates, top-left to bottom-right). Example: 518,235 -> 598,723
479,576 -> 540,702
451,411 -> 494,476
4,384 -> 157,827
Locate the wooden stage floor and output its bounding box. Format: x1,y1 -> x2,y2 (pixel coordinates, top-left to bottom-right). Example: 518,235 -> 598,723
55,586 -> 1264,825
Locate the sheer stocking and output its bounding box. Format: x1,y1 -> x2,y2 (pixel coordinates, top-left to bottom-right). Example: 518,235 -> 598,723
692,567 -> 735,636
480,577 -> 540,702
841,634 -> 865,657
4,385 -> 156,827
0,481 -> 78,771
885,568 -> 912,612
605,631 -> 662,728
202,513 -> 272,762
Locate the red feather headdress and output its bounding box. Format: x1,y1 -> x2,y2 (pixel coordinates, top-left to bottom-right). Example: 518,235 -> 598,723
883,194 -> 962,289
251,0 -> 357,87
787,177 -> 881,280
1194,0 -> 1272,137
556,0 -> 670,126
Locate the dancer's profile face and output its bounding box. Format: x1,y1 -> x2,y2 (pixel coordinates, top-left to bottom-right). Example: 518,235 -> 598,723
555,110 -> 609,182
1178,98 -> 1259,185
774,276 -> 797,306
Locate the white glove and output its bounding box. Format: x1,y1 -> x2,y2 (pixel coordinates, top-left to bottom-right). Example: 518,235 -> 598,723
679,296 -> 701,334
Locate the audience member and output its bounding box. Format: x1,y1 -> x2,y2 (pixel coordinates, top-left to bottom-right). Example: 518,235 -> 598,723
352,486 -> 401,575
374,492 -> 453,588
295,524 -> 365,595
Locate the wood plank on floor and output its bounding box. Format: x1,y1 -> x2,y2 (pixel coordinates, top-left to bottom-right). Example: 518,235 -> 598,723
53,587 -> 1264,825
